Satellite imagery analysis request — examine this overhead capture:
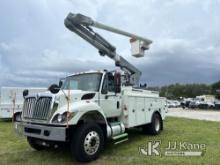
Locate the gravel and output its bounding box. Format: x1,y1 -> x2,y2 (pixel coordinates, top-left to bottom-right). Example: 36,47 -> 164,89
167,108 -> 220,122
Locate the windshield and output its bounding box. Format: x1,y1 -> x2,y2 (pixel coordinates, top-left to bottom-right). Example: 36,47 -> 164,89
62,73 -> 102,91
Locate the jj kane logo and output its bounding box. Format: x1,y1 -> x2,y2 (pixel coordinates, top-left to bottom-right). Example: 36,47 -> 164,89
139,141 -> 206,157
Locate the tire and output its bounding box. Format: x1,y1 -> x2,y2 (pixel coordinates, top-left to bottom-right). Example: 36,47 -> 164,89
71,123 -> 104,162
143,113 -> 162,135
27,137 -> 46,151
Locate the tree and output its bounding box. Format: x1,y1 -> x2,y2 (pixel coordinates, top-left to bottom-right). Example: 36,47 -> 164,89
159,83 -> 211,99
211,81 -> 220,99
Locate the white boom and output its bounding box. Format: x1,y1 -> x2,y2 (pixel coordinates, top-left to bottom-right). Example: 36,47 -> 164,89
64,13 -> 152,86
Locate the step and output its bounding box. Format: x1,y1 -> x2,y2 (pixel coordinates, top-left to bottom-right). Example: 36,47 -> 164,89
114,138 -> 128,145
112,133 -> 128,140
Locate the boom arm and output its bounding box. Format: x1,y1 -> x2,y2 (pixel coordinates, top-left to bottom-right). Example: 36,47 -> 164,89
64,13 -> 152,86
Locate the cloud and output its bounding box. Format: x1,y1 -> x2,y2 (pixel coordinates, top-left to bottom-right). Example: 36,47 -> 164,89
0,42 -> 11,51
0,0 -> 220,88
139,37 -> 220,85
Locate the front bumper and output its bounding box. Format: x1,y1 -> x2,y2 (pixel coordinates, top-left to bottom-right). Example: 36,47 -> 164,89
15,122 -> 67,142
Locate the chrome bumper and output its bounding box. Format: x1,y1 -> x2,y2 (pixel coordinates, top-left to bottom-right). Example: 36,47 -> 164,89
15,122 -> 67,142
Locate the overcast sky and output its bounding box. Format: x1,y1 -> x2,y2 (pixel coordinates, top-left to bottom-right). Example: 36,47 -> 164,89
0,0 -> 220,88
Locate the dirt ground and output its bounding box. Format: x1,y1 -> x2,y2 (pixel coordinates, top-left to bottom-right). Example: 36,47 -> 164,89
167,108 -> 220,122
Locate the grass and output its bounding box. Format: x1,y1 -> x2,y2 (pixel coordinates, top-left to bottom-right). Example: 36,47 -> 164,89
0,117 -> 220,165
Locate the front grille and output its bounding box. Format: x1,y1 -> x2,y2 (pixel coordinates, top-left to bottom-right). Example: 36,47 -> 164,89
23,97 -> 52,120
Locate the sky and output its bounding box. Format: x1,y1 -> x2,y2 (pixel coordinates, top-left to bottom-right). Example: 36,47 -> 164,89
0,0 -> 220,88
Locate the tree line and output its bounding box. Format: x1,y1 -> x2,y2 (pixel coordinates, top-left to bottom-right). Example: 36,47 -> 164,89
148,81 -> 220,100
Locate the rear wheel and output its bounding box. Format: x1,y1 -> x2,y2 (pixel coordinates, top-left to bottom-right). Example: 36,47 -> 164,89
71,123 -> 104,162
27,137 -> 46,151
143,113 -> 162,135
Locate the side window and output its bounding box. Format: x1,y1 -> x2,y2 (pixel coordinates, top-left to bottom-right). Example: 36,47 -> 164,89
102,75 -> 108,94
108,75 -> 115,92
101,73 -> 115,93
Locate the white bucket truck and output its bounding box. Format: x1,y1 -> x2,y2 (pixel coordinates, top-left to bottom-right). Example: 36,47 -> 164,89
14,13 -> 167,162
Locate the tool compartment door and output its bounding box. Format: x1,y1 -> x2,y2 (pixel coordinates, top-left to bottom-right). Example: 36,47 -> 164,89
135,97 -> 146,125
144,98 -> 152,123
126,96 -> 146,127
127,96 -> 136,127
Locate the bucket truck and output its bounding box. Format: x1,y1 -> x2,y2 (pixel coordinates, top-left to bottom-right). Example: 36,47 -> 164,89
14,13 -> 167,162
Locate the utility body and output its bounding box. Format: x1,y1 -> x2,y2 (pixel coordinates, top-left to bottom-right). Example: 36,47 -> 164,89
14,13 -> 167,162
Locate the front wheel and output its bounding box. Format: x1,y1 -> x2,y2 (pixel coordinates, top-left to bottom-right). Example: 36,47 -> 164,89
71,123 -> 104,162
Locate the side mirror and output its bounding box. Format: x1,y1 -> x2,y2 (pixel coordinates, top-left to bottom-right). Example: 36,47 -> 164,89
48,84 -> 60,94
23,89 -> 29,98
59,80 -> 63,88
114,72 -> 121,93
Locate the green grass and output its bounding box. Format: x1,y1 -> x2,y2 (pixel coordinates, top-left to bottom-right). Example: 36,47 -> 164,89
0,117 -> 220,165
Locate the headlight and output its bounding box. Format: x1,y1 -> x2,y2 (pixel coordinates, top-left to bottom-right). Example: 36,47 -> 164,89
52,112 -> 75,123
57,114 -> 64,123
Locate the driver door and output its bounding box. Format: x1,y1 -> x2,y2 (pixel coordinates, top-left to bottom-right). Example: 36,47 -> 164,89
99,73 -> 121,118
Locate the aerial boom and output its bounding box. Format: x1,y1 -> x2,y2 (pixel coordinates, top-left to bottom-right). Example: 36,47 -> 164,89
64,13 -> 152,86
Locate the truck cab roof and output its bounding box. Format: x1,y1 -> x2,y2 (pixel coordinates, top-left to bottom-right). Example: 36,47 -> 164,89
67,70 -> 106,78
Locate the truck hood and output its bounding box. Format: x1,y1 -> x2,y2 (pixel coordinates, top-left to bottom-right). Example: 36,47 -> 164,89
24,90 -> 97,120
26,89 -> 97,110
51,90 -> 97,109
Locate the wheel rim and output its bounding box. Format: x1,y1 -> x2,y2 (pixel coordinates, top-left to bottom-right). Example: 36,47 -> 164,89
155,118 -> 160,132
84,131 -> 100,155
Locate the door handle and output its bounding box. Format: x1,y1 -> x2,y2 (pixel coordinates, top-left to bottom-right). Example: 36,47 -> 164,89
105,94 -> 116,99
117,101 -> 120,109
